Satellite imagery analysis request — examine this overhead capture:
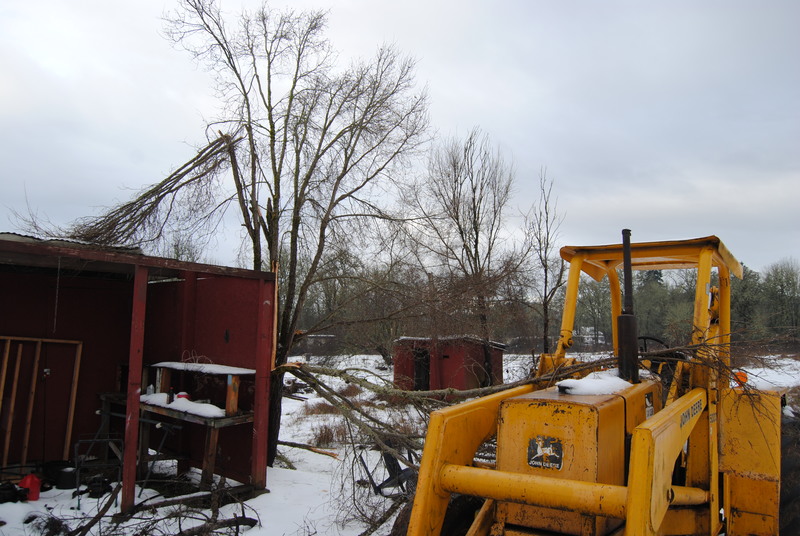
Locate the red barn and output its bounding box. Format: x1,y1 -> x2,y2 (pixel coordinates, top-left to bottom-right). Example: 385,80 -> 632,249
392,336 -> 504,391
0,234 -> 276,511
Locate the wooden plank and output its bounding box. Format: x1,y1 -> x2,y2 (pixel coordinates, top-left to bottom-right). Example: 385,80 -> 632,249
20,341 -> 42,465
138,402 -> 253,428
62,342 -> 83,460
158,368 -> 171,394
121,264 -> 149,514
225,374 -> 240,416
2,344 -> 23,467
0,335 -> 81,345
151,362 -> 255,375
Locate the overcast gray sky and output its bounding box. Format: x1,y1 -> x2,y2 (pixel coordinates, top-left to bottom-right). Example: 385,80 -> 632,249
1,0 -> 797,272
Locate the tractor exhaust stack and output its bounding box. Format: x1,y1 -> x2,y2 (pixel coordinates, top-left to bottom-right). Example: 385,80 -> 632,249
618,229 -> 639,383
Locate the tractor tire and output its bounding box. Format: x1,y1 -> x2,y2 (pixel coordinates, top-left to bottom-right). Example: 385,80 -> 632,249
389,494 -> 484,536
781,415 -> 800,535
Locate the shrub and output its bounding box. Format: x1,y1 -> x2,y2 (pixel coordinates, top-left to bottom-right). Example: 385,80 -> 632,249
311,422 -> 348,447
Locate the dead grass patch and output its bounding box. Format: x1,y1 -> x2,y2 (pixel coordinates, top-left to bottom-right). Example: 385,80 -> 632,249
311,422 -> 348,447
302,400 -> 340,415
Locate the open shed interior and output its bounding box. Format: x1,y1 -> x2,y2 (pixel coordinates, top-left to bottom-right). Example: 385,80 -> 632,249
0,234 -> 275,507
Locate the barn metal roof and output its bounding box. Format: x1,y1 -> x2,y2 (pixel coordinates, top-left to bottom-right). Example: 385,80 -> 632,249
0,233 -> 274,281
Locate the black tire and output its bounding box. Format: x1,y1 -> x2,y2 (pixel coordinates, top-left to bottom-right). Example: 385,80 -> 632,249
389,494 -> 484,536
781,415 -> 800,534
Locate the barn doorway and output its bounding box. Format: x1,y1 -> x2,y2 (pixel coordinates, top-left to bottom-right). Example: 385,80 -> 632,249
412,347 -> 430,391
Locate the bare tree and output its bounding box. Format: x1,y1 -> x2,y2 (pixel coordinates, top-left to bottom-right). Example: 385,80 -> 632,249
524,169 -> 566,354
401,128 -> 524,382
175,0 -> 428,466
576,275 -> 611,349
53,0 -> 428,466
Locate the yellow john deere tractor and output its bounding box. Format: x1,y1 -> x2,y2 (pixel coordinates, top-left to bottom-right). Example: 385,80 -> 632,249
406,232 -> 783,535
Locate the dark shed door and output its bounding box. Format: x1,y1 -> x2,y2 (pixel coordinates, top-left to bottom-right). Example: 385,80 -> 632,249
412,347 -> 430,391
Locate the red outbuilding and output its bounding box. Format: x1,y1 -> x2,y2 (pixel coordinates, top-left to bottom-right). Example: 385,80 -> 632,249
0,234 -> 276,512
392,336 -> 505,391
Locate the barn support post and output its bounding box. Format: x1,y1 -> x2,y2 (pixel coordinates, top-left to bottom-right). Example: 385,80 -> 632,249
121,265 -> 148,513
251,277 -> 276,489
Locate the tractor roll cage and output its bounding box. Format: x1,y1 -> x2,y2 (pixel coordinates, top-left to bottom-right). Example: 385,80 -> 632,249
551,235 -> 743,363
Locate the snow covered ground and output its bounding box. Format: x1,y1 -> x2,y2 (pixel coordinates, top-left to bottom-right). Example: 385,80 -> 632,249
739,356 -> 800,390
1,352 -> 798,535
0,354 -> 413,536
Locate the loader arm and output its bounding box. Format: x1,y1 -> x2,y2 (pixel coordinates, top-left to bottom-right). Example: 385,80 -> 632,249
626,388 -> 709,534
406,387 -> 712,536
407,384 -> 535,536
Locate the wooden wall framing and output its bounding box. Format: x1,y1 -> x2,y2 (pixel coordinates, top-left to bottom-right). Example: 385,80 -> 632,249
0,336 -> 82,468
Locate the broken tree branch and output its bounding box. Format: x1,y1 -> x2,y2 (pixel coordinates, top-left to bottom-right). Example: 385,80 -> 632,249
278,439 -> 339,459
176,515 -> 258,536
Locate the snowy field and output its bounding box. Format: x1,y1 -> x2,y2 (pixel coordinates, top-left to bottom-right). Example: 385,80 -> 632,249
1,352 -> 798,535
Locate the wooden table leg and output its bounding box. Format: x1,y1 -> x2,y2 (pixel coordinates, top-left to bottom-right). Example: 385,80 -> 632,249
201,427 -> 219,490
225,375 -> 240,416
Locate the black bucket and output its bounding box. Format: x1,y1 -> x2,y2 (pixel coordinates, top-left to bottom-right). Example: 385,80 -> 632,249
43,460 -> 77,489
55,467 -> 78,490
43,460 -> 70,481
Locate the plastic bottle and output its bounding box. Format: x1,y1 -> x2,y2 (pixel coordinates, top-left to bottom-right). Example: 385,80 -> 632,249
19,473 -> 41,501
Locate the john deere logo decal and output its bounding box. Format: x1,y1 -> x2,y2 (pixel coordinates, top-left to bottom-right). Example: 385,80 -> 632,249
645,392 -> 655,418
528,436 -> 563,470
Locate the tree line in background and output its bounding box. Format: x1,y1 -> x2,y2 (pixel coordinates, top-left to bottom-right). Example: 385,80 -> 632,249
22,0 -> 798,464
295,257 -> 800,360
572,261 -> 800,356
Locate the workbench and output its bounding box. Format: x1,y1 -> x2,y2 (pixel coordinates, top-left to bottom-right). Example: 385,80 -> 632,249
100,361 -> 257,488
